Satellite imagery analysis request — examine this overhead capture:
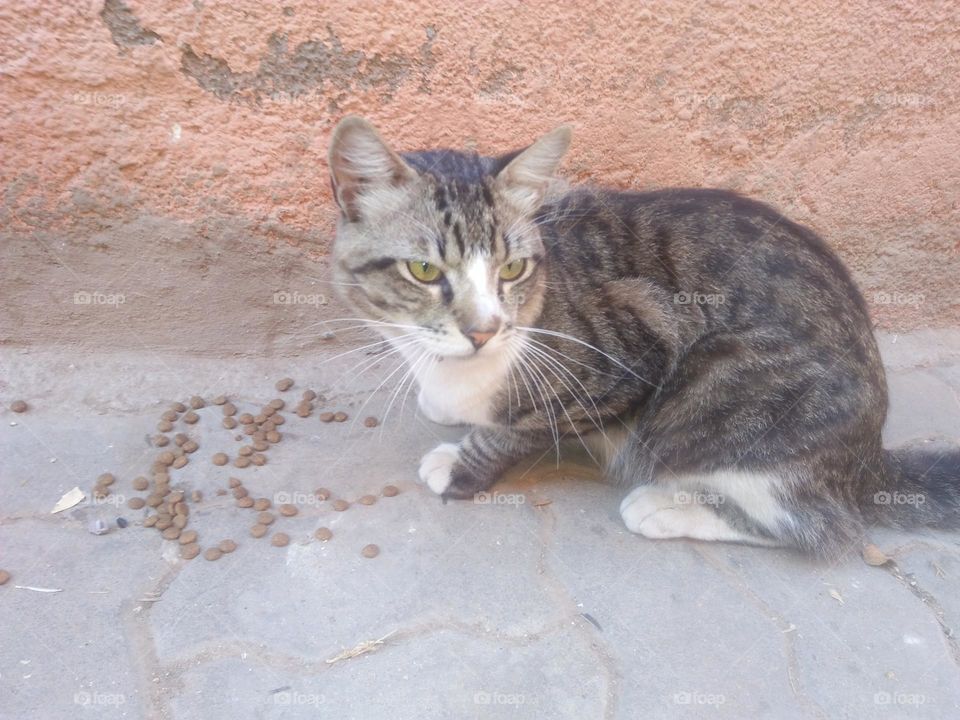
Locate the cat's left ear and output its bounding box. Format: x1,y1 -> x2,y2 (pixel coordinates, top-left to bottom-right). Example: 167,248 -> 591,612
495,125 -> 572,212
328,116 -> 418,222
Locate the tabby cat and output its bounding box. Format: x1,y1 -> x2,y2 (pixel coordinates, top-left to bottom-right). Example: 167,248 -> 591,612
327,116 -> 959,556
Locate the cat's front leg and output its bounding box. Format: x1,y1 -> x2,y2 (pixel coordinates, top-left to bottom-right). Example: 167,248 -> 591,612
418,428 -> 536,499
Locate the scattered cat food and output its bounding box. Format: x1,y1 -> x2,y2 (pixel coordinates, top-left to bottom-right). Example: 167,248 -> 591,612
359,495 -> 376,506
252,439 -> 269,452
314,527 -> 332,542
236,497 -> 254,508
10,400 -> 28,413
116,517 -> 128,529
143,516 -> 158,528
271,415 -> 285,426
179,530 -> 198,545
319,412 -> 335,423
333,412 -> 348,422
158,451 -> 175,466
191,490 -> 203,503
296,404 -> 312,418
157,420 -> 174,433
361,544 -> 380,558
251,453 -> 267,466
171,402 -> 187,413
862,544 -> 890,567
212,453 -> 229,466
88,519 -> 109,536
146,495 -> 163,508
315,488 -> 331,501
173,515 -> 188,529
253,498 -> 271,511
382,485 -> 400,497
234,456 -> 251,468
162,527 -> 181,541
302,390 -> 317,401
218,539 -> 238,553
233,486 -> 249,499
133,477 -> 149,491
181,543 -> 201,560
238,446 -> 253,456
257,511 -> 275,525
183,440 -> 199,453
363,416 -> 379,428
222,403 -> 237,417
97,473 -> 116,486
127,497 -> 146,510
183,411 -> 199,424
279,504 -> 297,517
155,517 -> 172,531
238,413 -> 254,425
203,547 -> 223,561
276,378 -> 294,391
0,570 -> 11,584
332,499 -> 349,512
269,399 -> 285,410
174,433 -> 188,446
172,456 -> 188,469
271,532 -> 290,547
161,410 -> 178,422
250,524 -> 268,538
212,395 -> 227,405
154,435 -> 170,447
223,417 -> 238,429
265,431 -> 282,443
189,396 -> 205,409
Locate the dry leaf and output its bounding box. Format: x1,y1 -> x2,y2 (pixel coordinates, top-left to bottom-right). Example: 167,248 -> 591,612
50,487 -> 84,514
829,589 -> 845,605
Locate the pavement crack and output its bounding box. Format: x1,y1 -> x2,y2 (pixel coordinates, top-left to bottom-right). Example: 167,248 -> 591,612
884,561 -> 959,666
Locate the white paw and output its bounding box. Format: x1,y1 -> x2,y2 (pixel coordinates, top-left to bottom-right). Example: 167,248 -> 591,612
417,389 -> 464,426
418,443 -> 461,495
620,485 -> 682,535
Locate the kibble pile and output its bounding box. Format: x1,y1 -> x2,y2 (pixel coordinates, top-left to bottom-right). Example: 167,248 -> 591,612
86,378 -> 399,563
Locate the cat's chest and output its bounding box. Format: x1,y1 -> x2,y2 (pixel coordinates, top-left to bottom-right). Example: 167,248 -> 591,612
405,347 -> 512,427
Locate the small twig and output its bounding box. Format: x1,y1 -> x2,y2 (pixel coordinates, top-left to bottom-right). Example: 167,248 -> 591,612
325,630 -> 397,665
15,585 -> 63,593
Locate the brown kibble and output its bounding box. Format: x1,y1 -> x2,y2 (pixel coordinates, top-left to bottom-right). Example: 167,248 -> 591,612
172,456 -> 188,469
238,413 -> 255,425
173,514 -> 188,529
180,543 -> 201,560
222,403 -> 237,417
358,494 -> 377,506
251,453 -> 267,466
319,412 -> 334,423
212,394 -> 227,405
363,416 -> 379,428
361,544 -> 380,558
250,523 -> 268,538
296,404 -> 311,418
132,476 -> 149,491
382,485 -> 400,497
261,420 -> 276,433
279,503 -> 297,517
127,497 -> 146,510
276,378 -> 294,391
252,430 -> 267,442
157,420 -> 173,432
862,544 -> 890,567
242,424 -> 257,436
234,456 -> 251,468
271,532 -> 290,547
233,486 -> 249,499
171,401 -> 187,413
191,489 -> 202,503
257,511 -> 275,525
253,498 -> 271,511
183,411 -> 199,424
269,398 -> 285,410
222,417 -> 238,429
238,446 -> 253,457
236,497 -> 254,508
314,527 -> 332,542
97,473 -> 115,486
272,414 -> 285,426
228,477 -> 242,488
158,451 -> 175,466
212,453 -> 229,466
252,440 -> 269,452
0,569 -> 10,584
333,411 -> 348,422
168,490 -> 184,505
154,434 -> 170,447
92,486 -> 109,500
179,530 -> 198,545
332,499 -> 349,512
218,539 -> 238,553
302,389 -> 317,401
174,501 -> 188,516
215,488 -> 227,496
266,431 -> 281,443
161,410 -> 178,422
162,526 -> 181,540
189,395 -> 205,409
146,494 -> 163,508
315,488 -> 331,501
10,400 -> 28,413
203,547 -> 223,561
183,440 -> 199,454
174,433 -> 189,446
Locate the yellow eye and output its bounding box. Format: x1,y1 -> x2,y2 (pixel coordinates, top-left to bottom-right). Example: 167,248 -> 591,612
406,260 -> 442,283
499,259 -> 527,281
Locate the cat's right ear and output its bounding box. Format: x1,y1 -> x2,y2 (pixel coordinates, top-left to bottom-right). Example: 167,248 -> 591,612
495,124 -> 572,213
328,116 -> 417,222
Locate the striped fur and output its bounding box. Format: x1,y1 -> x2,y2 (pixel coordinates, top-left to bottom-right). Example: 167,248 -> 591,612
329,117 -> 960,556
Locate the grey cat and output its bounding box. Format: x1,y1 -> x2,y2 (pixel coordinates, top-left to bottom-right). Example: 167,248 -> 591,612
327,116 -> 959,556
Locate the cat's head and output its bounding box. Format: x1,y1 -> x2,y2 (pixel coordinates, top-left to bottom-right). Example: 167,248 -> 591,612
328,117 -> 570,359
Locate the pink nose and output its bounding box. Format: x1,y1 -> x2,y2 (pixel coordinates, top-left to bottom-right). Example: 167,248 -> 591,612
464,318 -> 501,349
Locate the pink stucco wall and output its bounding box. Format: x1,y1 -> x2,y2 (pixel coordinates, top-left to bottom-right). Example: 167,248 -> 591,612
1,0 -> 958,348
